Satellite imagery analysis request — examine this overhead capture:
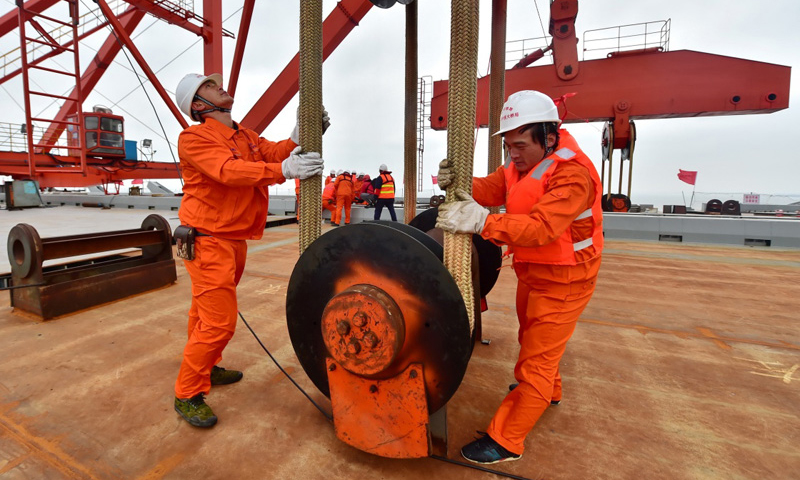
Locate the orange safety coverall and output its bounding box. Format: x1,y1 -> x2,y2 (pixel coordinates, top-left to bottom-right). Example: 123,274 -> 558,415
175,117 -> 296,399
333,173 -> 354,225
473,148 -> 602,456
322,181 -> 336,215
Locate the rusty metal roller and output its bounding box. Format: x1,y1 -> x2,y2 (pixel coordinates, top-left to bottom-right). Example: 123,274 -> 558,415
286,222 -> 471,413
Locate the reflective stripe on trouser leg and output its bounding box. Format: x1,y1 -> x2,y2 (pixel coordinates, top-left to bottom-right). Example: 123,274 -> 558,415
486,280 -> 594,455
175,237 -> 246,398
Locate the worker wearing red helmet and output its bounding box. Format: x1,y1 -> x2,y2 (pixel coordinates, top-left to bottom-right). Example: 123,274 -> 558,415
172,73 -> 329,428
437,90 -> 603,463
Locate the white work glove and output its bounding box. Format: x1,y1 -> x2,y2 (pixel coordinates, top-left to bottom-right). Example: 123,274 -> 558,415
435,189 -> 489,234
282,146 -> 324,180
290,107 -> 331,144
436,158 -> 455,190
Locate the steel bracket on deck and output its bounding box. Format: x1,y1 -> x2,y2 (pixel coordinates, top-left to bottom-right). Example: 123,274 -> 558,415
6,214 -> 176,320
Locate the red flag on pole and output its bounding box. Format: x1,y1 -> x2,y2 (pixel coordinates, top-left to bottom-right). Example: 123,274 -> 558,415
677,170 -> 697,185
131,178 -> 144,185
431,174 -> 438,185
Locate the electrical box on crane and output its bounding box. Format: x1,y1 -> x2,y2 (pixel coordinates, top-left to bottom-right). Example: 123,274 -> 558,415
66,106 -> 125,158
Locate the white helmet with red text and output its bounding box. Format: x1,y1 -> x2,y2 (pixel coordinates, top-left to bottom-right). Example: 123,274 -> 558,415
493,90 -> 560,136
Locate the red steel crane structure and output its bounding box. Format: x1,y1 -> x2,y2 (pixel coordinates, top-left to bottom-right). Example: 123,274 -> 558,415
0,0 -> 376,188
0,0 -> 792,193
431,0 -> 791,204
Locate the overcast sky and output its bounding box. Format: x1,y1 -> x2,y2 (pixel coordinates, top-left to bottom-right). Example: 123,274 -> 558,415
1,0 -> 797,208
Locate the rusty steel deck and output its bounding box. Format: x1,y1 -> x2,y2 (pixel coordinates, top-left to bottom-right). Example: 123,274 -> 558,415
1,211 -> 798,479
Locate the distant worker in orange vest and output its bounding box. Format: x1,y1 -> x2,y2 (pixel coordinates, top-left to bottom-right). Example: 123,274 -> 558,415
322,177 -> 336,222
437,90 -> 603,464
172,72 -> 329,428
325,169 -> 335,186
333,169 -> 355,226
372,164 -> 397,221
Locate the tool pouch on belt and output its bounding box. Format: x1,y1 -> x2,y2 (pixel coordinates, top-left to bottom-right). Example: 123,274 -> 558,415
173,225 -> 196,260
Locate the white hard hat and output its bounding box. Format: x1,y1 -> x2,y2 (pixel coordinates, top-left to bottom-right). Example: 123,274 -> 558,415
337,169 -> 343,175
494,90 -> 560,136
358,172 -> 365,177
379,164 -> 388,172
330,169 -> 336,176
176,73 -> 223,120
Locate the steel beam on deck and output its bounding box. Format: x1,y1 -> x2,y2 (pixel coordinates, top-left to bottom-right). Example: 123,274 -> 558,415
7,215 -> 176,320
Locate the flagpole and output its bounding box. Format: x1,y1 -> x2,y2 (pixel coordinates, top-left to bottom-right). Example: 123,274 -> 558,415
689,184 -> 696,210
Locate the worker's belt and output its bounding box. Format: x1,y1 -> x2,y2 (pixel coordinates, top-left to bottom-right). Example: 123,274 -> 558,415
173,225 -> 212,260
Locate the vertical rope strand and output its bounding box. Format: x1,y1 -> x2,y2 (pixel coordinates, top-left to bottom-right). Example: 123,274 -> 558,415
487,0 -> 507,215
403,1 -> 418,224
444,0 -> 480,333
298,0 -> 323,254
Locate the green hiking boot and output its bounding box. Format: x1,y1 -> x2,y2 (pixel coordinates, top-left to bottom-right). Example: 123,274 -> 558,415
174,393 -> 217,428
210,365 -> 243,386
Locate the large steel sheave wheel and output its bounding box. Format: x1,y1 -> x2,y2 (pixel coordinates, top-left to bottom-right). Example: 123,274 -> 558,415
286,222 -> 472,413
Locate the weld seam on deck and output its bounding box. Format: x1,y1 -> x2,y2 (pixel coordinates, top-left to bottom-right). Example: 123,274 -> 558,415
0,413 -> 99,480
247,237 -> 299,254
579,317 -> 800,351
603,248 -> 800,269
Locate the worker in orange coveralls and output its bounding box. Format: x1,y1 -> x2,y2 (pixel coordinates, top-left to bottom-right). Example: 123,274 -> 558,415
322,177 -> 336,222
332,169 -> 355,226
436,90 -> 603,464
172,73 -> 329,428
325,168 -> 336,186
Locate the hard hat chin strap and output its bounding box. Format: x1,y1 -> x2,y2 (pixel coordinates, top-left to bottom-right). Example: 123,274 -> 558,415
543,123 -> 555,156
192,94 -> 232,121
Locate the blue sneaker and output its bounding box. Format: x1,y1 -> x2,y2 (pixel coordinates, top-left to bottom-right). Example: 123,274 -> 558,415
461,433 -> 521,464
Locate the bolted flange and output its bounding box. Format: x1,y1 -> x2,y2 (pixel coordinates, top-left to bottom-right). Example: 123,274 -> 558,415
320,284 -> 405,376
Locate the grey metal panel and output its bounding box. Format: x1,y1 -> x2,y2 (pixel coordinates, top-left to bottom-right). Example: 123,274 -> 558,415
603,213 -> 800,248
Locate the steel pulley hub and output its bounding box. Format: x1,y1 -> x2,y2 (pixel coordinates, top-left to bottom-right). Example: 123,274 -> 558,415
286,221 -> 471,413
320,284 -> 405,376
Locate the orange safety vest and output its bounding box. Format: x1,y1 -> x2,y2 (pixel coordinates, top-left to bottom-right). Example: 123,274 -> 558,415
378,173 -> 394,199
503,129 -> 603,265
335,173 -> 354,197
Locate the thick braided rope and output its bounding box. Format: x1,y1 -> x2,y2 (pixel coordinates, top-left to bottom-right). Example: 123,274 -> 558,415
403,1 -> 418,224
444,0 -> 480,333
298,0 -> 323,254
487,0 -> 506,215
